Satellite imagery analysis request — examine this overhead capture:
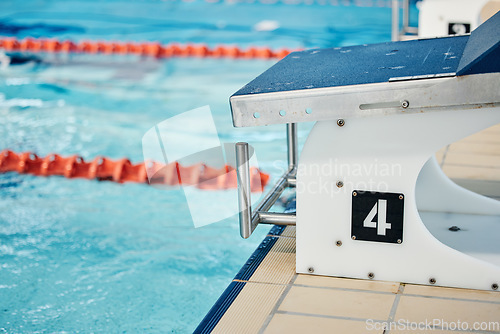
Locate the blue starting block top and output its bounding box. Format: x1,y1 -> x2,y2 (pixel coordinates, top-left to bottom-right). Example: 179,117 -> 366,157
232,11 -> 499,97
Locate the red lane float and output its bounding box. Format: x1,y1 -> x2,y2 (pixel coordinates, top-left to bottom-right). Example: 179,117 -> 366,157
0,37 -> 295,60
0,150 -> 269,192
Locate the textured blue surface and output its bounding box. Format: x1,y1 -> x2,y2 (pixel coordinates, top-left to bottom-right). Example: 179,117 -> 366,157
233,36 -> 468,96
233,12 -> 499,97
457,11 -> 500,76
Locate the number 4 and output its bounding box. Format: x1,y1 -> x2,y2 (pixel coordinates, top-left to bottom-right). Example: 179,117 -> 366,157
363,199 -> 391,236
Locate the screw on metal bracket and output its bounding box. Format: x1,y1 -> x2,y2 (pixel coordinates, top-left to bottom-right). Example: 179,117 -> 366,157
336,181 -> 344,188
336,240 -> 342,247
308,267 -> 315,273
401,100 -> 409,108
492,283 -> 499,290
368,272 -> 375,279
449,226 -> 461,232
429,278 -> 436,285
397,239 -> 402,244
337,119 -> 345,127
351,235 -> 356,240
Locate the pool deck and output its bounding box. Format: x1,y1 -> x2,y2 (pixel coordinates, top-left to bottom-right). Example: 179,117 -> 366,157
195,124 -> 500,334
437,123 -> 500,200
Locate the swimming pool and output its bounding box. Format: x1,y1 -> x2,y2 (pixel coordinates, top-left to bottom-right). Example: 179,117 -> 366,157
0,0 -> 417,332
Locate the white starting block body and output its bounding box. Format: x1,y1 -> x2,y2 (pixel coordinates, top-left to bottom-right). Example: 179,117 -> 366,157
230,12 -> 500,291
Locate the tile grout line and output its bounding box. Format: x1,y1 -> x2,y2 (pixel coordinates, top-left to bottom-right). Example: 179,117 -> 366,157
292,282 -> 400,295
440,145 -> 450,168
232,279 -> 399,295
273,310 -> 387,323
258,274 -> 298,334
443,163 -> 500,170
384,283 -> 405,334
402,293 -> 500,305
235,280 -> 500,305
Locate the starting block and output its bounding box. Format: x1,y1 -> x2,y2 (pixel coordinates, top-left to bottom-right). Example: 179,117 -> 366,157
230,12 -> 500,291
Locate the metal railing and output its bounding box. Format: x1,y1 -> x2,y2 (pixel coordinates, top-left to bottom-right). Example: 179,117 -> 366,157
235,123 -> 298,238
392,0 -> 418,41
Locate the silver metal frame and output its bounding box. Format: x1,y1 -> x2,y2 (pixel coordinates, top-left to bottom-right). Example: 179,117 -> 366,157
235,123 -> 297,239
392,0 -> 400,41
233,73 -> 500,238
230,73 -> 500,128
392,0 -> 418,41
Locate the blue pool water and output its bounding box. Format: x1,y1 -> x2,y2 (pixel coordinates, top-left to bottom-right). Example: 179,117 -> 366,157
0,1 -> 417,332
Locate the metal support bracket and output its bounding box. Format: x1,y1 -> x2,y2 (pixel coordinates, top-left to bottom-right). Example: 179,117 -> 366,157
235,123 -> 297,238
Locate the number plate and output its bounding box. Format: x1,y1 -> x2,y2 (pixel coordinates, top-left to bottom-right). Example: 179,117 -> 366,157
448,22 -> 471,35
351,191 -> 404,244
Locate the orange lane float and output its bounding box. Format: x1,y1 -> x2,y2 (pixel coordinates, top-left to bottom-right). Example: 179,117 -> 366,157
0,150 -> 269,192
0,37 -> 294,60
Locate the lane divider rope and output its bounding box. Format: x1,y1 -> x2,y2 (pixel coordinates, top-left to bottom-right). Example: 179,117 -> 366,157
0,150 -> 269,192
0,37 -> 295,59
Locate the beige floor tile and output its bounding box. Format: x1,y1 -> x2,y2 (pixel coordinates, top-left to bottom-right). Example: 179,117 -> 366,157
480,124 -> 500,136
272,234 -> 295,253
391,328 -> 475,334
446,142 -> 500,156
452,178 -> 500,198
442,165 -> 500,181
436,147 -> 447,156
394,295 -> 500,324
404,284 -> 500,302
279,285 -> 395,320
213,282 -> 286,334
436,151 -> 445,165
280,226 -> 296,238
460,124 -> 500,143
264,313 -> 383,334
294,274 -> 400,294
249,237 -> 296,285
443,152 -> 500,168
460,132 -> 500,144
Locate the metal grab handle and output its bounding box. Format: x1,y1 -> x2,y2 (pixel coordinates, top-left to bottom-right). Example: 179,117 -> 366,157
235,123 -> 298,239
235,142 -> 253,238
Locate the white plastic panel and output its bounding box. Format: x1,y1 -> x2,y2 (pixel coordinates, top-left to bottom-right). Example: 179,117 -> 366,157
296,106 -> 500,291
418,0 -> 490,38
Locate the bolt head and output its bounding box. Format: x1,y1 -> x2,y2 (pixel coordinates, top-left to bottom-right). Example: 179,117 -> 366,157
336,240 -> 342,247
397,239 -> 402,244
351,235 -> 356,240
352,191 -> 357,197
368,272 -> 375,279
308,267 -> 314,273
401,100 -> 409,108
492,283 -> 498,290
336,181 -> 344,188
337,119 -> 345,127
399,194 -> 404,200
429,278 -> 436,285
